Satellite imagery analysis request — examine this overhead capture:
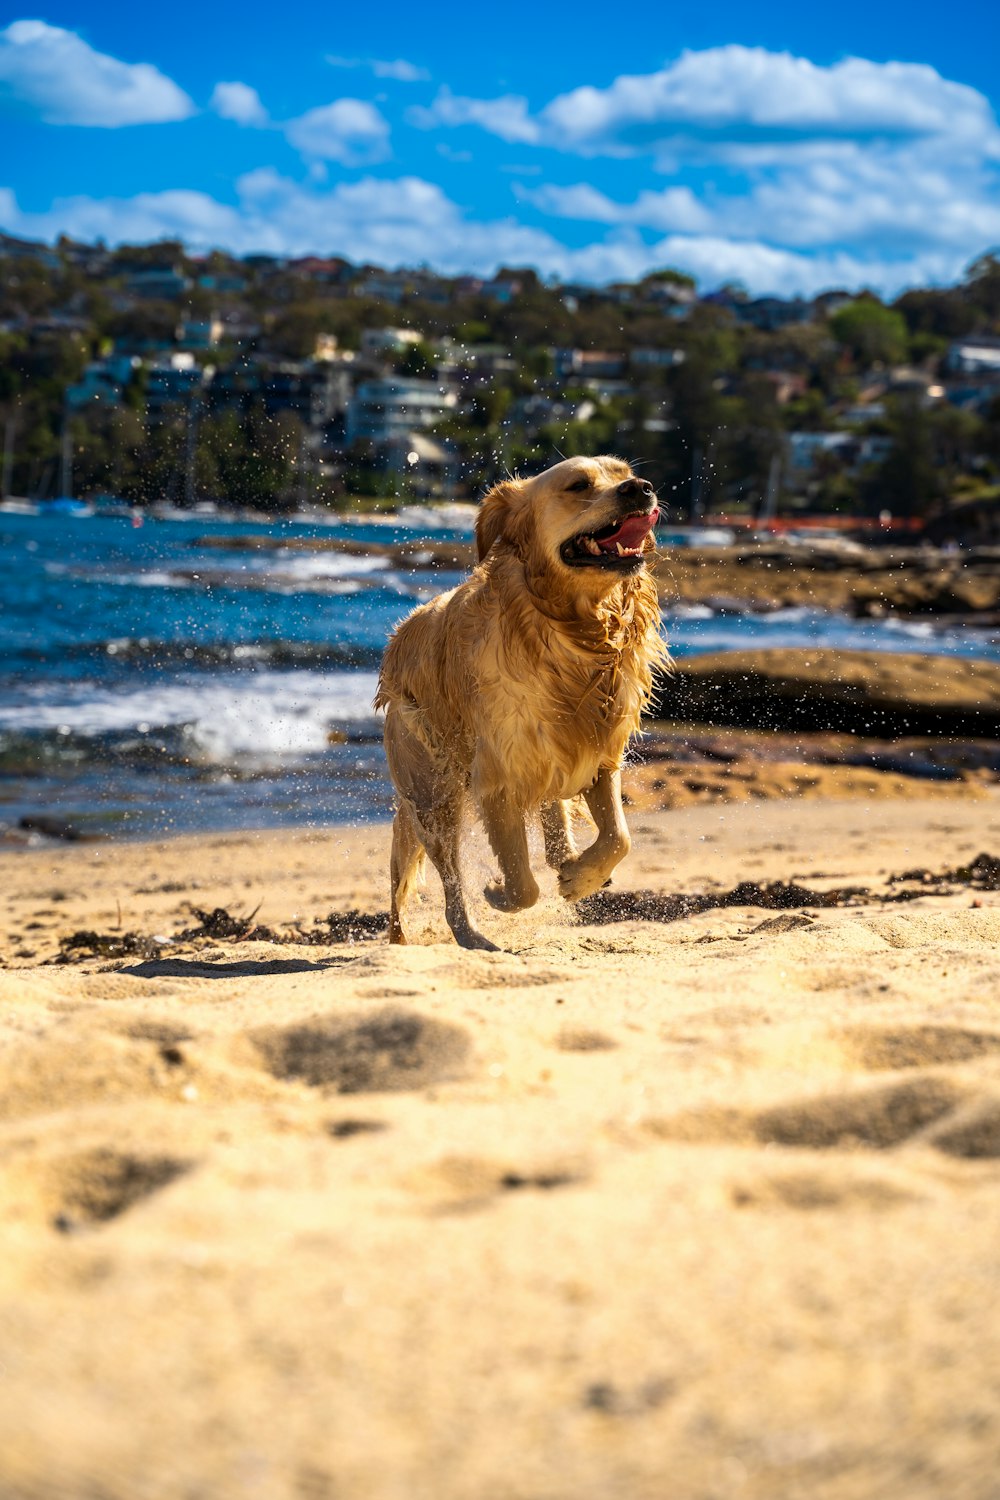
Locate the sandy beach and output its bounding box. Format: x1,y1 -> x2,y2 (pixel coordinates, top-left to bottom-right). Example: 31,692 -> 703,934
3,793 -> 1000,1499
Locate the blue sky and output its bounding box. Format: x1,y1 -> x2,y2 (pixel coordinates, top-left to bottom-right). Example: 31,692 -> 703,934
2,0 -> 999,296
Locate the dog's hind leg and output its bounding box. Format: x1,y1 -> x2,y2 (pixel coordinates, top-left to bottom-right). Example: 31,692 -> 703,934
415,806 -> 497,951
540,800 -> 577,870
384,706 -> 496,952
388,799 -> 425,945
482,791 -> 540,912
558,768 -> 631,903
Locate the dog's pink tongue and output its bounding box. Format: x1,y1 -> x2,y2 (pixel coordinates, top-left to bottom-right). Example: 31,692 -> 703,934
596,508 -> 660,553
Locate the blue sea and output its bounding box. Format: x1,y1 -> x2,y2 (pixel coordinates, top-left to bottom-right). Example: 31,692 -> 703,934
2,507 -> 998,841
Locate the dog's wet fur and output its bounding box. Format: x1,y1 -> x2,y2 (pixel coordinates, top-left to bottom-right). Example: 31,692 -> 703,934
375,455 -> 667,950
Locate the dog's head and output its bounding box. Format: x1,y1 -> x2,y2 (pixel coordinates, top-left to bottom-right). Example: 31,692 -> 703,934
476,457 -> 659,591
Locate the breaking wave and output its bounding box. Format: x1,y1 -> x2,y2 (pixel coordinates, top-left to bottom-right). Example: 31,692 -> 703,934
0,669 -> 382,770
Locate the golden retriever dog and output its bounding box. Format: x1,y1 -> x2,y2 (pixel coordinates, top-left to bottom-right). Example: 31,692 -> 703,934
375,455 -> 667,950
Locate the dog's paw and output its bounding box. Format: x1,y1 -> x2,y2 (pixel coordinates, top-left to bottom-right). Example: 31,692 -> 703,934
454,927 -> 500,952
483,878 -> 540,913
558,856 -> 609,904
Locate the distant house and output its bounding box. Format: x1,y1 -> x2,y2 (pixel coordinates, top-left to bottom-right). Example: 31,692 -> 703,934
58,240 -> 110,274
196,272 -> 248,293
287,256 -> 353,286
377,430 -> 459,491
353,271 -> 414,304
29,314 -> 91,338
435,342 -> 515,379
176,316 -> 225,350
217,314 -> 261,347
346,378 -> 456,445
241,254 -> 287,275
145,353 -> 212,422
360,327 -> 423,356
945,335 -> 1000,376
840,402 -> 887,426
737,297 -> 814,331
811,291 -> 855,319
66,356 -> 141,409
121,264 -> 191,300
555,349 -> 628,380
262,363 -> 351,427
0,232 -> 60,269
630,347 -> 686,371
481,277 -> 522,304
944,377 -> 1000,413
788,431 -> 892,475
638,280 -> 696,317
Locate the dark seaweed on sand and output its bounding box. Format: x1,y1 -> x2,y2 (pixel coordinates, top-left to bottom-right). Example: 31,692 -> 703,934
49,853 -> 999,961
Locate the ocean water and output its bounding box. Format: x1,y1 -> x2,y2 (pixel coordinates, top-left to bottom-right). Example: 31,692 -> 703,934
2,508 -> 998,841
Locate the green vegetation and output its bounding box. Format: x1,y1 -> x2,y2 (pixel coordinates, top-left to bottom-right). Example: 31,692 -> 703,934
0,235 -> 998,520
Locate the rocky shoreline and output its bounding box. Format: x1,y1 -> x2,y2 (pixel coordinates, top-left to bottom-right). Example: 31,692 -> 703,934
656,649 -> 1000,737
196,533 -> 1000,622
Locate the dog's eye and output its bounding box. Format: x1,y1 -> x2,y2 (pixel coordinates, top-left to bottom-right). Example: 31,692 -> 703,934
566,477 -> 591,493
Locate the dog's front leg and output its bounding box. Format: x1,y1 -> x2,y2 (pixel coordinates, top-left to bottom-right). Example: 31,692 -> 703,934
558,767 -> 631,903
541,800 -> 577,870
482,791 -> 540,912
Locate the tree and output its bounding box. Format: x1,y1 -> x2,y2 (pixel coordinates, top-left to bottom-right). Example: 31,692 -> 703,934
867,396 -> 940,516
964,253 -> 1000,322
397,341 -> 435,378
829,298 -> 908,367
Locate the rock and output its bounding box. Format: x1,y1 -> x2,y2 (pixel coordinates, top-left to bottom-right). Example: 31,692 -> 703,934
653,649 -> 1000,736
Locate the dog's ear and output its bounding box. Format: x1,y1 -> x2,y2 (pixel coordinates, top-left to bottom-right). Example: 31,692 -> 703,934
476,479 -> 526,561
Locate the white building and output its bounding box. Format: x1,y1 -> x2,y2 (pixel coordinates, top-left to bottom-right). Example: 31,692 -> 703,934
359,327 -> 423,356
346,378 -> 456,444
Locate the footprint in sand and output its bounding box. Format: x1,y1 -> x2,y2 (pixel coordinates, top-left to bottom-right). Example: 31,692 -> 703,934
4,1147 -> 190,1231
554,1027 -> 618,1053
729,1169 -> 923,1211
0,1026 -> 203,1122
248,1007 -> 472,1094
836,1025 -> 1000,1072
650,1075 -> 968,1151
925,1098 -> 1000,1159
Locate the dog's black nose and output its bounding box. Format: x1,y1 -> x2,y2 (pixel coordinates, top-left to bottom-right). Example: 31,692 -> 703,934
617,478 -> 654,501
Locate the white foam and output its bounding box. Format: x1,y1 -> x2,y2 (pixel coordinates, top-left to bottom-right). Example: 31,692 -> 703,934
0,669 -> 381,760
104,570 -> 196,589
668,603 -> 715,620
271,551 -> 388,580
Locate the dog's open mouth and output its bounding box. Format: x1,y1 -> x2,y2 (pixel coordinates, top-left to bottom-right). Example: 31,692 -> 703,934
560,508 -> 660,569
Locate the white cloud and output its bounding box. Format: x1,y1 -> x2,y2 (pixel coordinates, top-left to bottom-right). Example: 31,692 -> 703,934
518,139 -> 1000,257
371,59 -> 429,83
0,173 -> 976,297
408,88 -> 538,144
474,47 -> 1000,284
437,47 -> 1000,162
327,55 -> 429,83
520,181 -> 711,234
284,99 -> 390,164
0,19 -> 194,126
210,81 -> 268,127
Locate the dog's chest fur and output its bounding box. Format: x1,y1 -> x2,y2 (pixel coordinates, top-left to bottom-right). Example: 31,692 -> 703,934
473,592 -> 649,805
